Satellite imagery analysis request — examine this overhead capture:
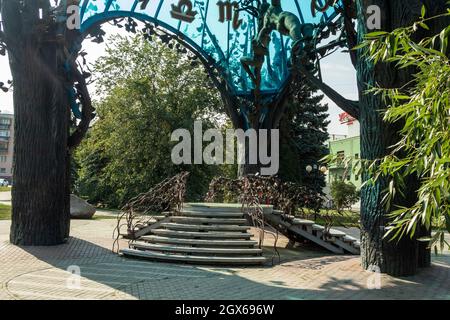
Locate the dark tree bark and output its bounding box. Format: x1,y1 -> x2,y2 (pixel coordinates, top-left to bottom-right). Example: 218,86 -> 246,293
2,0 -> 71,245
299,0 -> 449,275
355,0 -> 449,275
356,0 -> 420,276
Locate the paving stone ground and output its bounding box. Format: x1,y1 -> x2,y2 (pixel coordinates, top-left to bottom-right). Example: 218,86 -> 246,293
0,219 -> 449,300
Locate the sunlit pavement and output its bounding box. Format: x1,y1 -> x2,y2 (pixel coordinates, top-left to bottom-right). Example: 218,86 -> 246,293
0,191 -> 11,205
0,219 -> 448,300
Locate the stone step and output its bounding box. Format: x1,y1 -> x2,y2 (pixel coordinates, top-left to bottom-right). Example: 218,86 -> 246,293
141,235 -> 258,247
283,215 -> 296,221
160,223 -> 250,232
184,203 -> 244,213
312,224 -> 325,231
292,219 -> 315,226
131,242 -> 263,255
344,235 -> 357,243
120,248 -> 267,265
333,238 -> 360,255
151,229 -> 253,239
181,211 -> 245,218
325,229 -> 346,238
170,216 -> 248,225
184,203 -> 273,214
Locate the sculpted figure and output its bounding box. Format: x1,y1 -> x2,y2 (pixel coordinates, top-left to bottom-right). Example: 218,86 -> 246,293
240,39 -> 267,87
240,0 -> 314,90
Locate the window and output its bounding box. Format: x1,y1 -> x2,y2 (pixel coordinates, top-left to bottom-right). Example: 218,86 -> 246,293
347,175 -> 351,181
0,131 -> 10,137
337,151 -> 345,165
355,153 -> 359,159
355,175 -> 359,181
0,168 -> 6,173
0,118 -> 11,125
0,156 -> 6,163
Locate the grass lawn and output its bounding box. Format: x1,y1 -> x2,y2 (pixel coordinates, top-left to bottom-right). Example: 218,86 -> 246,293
0,186 -> 11,192
301,209 -> 360,228
0,204 -> 11,220
92,215 -> 119,220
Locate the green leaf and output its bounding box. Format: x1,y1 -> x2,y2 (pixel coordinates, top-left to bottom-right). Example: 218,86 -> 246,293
421,5 -> 426,18
419,22 -> 429,30
445,213 -> 450,233
440,28 -> 448,54
366,31 -> 389,38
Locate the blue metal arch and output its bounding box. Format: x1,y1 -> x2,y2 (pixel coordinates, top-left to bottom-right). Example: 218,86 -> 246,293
75,8 -> 240,112
80,11 -> 220,67
69,8 -> 240,124
76,1 -> 343,96
69,0 -> 345,127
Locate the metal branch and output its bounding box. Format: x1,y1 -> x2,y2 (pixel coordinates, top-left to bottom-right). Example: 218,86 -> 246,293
112,172 -> 189,253
270,74 -> 293,129
67,60 -> 95,152
0,0 -> 22,52
341,0 -> 358,67
297,66 -> 360,119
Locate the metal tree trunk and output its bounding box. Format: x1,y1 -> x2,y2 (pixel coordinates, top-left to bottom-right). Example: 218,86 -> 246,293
3,1 -> 71,245
356,0 -> 449,276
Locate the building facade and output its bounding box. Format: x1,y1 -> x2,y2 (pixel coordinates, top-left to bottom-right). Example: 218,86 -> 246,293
327,113 -> 361,189
0,111 -> 13,182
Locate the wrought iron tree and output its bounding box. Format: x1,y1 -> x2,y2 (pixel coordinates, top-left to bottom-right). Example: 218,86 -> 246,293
233,0 -> 448,277
0,0 -> 94,245
299,0 -> 450,276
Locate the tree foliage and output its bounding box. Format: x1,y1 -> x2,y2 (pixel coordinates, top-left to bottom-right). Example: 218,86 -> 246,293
279,79 -> 330,193
330,180 -> 360,213
357,11 -> 450,251
75,35 -> 228,208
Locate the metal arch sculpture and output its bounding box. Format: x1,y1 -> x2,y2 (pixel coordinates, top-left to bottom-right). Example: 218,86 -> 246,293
60,0 -> 350,137
75,2 -> 340,85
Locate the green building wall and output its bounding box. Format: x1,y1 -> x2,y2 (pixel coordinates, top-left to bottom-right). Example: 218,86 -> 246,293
328,136 -> 361,189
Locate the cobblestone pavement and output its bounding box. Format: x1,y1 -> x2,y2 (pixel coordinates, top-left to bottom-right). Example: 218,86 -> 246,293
0,219 -> 449,300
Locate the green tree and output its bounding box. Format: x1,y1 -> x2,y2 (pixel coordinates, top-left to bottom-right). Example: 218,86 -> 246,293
330,180 -> 360,213
279,80 -> 329,193
76,35 -> 227,208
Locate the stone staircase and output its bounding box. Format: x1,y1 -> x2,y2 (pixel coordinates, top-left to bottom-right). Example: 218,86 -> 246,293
119,203 -> 360,265
120,203 -> 268,265
264,210 -> 360,255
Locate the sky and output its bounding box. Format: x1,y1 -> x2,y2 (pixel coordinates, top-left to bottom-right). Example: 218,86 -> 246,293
0,1 -> 357,135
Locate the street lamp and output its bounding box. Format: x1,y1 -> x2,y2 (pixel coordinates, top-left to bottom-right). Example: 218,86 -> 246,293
306,165 -> 328,174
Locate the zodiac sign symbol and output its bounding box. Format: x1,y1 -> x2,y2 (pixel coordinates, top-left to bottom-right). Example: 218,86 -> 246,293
138,0 -> 150,10
217,1 -> 243,30
170,0 -> 198,23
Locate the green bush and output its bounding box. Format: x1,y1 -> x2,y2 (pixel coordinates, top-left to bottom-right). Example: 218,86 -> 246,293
330,181 -> 360,213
